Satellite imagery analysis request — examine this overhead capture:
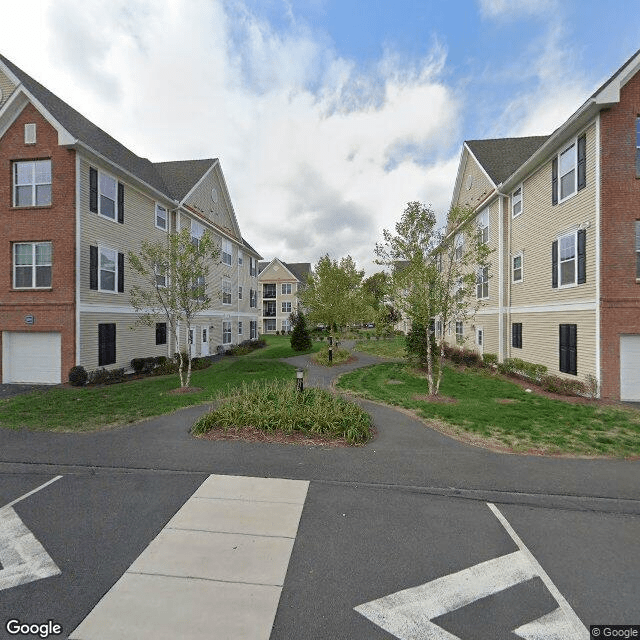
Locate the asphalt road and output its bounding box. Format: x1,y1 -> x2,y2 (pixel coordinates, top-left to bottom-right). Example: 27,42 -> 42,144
0,353 -> 638,639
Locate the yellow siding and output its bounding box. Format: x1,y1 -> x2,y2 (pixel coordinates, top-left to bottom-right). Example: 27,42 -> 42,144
454,149 -> 495,210
0,69 -> 16,108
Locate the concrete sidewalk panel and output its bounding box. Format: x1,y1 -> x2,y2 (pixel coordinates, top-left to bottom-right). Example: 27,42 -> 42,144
69,572 -> 281,640
127,528 -> 295,585
193,474 -> 309,504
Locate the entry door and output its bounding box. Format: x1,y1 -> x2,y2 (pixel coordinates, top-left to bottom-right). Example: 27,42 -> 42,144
188,328 -> 195,357
476,326 -> 484,355
201,327 -> 209,356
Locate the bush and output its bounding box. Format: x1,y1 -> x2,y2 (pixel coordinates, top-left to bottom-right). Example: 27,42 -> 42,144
68,365 -> 88,387
192,379 -> 372,445
498,358 -> 547,382
482,353 -> 498,367
131,357 -> 157,374
87,368 -> 126,385
540,375 -> 587,397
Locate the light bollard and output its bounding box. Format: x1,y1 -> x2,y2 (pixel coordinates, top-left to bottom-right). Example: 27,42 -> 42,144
328,346 -> 333,363
296,368 -> 304,393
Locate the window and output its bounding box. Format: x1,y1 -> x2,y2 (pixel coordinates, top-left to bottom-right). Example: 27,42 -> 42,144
90,167 -> 123,222
512,186 -> 522,217
238,250 -> 243,266
24,123 -> 36,144
155,204 -> 167,231
476,327 -> 484,349
100,247 -> 117,292
552,230 -> 586,288
263,283 -> 276,298
264,301 -> 276,317
513,253 -> 523,283
13,242 -> 52,288
476,266 -> 489,299
282,283 -> 292,295
636,221 -> 640,279
191,220 -> 205,247
222,239 -> 232,266
282,319 -> 291,332
265,319 -> 276,331
455,233 -> 464,260
238,321 -> 243,336
238,285 -> 243,300
223,321 -> 232,344
222,278 -> 231,304
477,209 -> 489,244
250,320 -> 257,339
512,323 -> 522,349
455,321 -> 463,344
250,257 -> 257,277
13,160 -> 51,207
156,322 -> 167,345
636,118 -> 640,178
155,265 -> 167,288
559,324 -> 577,375
250,289 -> 257,308
98,323 -> 116,366
282,302 -> 292,313
552,134 -> 586,204
192,275 -> 205,301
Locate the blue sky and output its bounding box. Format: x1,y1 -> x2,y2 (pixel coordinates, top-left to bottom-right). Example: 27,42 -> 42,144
3,0 -> 640,272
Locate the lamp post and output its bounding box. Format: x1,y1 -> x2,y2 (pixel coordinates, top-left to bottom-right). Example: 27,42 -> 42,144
296,368 -> 304,393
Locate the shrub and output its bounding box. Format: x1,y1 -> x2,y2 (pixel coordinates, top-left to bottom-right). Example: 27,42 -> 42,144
192,379 -> 372,445
130,357 -> 156,374
313,346 -> 351,366
540,374 -> 587,396
498,358 -> 547,382
584,373 -> 599,399
482,353 -> 498,367
87,368 -> 126,385
276,330 -> 280,336
68,365 -> 88,387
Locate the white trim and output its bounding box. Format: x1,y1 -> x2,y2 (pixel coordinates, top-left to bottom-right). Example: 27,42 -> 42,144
76,154 -> 82,365
154,202 -> 168,231
97,245 -> 118,293
557,137 -> 578,204
511,184 -> 523,218
508,301 -> 596,314
557,230 -> 579,288
512,252 -> 524,283
498,196 -> 504,362
595,113 -> 602,394
464,144 -> 496,187
96,168 -> 119,222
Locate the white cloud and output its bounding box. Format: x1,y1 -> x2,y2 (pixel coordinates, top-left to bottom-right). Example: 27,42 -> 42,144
3,0 -> 462,273
478,0 -> 558,21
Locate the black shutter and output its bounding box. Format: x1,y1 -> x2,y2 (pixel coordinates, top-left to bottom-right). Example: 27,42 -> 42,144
577,134 -> 586,191
89,167 -> 98,213
552,157 -> 558,205
118,253 -> 125,293
90,245 -> 98,290
577,229 -> 586,284
559,325 -> 568,373
117,182 -> 124,224
156,323 -> 167,345
552,241 -> 558,288
98,323 -> 116,366
568,324 -> 577,375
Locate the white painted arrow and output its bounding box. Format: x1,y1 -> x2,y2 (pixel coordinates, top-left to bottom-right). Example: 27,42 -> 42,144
355,503 -> 589,640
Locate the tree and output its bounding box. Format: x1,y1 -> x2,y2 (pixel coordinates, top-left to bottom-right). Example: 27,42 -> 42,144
375,202 -> 491,395
128,227 -> 220,389
290,310 -> 313,352
299,254 -> 372,330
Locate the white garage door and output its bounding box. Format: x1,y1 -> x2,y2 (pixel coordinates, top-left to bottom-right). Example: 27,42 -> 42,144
620,335 -> 640,401
2,332 -> 62,384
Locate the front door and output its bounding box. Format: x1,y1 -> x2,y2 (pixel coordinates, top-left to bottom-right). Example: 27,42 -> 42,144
188,328 -> 195,357
201,327 -> 209,357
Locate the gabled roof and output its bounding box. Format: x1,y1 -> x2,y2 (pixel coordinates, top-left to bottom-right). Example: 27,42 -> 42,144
258,259 -> 311,282
466,136 -> 549,185
153,159 -> 217,201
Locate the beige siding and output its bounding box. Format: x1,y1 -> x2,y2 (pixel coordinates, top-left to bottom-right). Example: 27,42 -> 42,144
0,69 -> 16,108
454,149 -> 495,210
258,261 -> 303,333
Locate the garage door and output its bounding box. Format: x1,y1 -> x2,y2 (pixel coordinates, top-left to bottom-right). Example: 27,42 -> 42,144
620,335 -> 640,401
2,332 -> 62,384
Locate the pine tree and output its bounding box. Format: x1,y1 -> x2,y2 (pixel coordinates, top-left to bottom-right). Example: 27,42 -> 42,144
290,311 -> 313,352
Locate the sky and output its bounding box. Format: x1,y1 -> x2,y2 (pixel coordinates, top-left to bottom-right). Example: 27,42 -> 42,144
3,0 -> 640,273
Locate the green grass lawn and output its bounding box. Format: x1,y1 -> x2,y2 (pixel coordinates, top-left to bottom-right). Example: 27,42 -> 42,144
337,362 -> 640,458
0,335 -> 315,432
353,336 -> 406,359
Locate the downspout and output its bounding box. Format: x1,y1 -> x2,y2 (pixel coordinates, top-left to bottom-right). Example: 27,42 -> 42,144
595,113 -> 602,396
75,154 -> 82,365
498,195 -> 504,362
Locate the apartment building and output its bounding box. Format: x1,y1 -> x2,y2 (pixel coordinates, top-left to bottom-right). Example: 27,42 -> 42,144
0,53 -> 261,384
448,48 -> 640,401
257,259 -> 310,334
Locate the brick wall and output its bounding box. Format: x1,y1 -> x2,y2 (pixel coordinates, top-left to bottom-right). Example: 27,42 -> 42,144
600,70 -> 640,399
0,102 -> 76,381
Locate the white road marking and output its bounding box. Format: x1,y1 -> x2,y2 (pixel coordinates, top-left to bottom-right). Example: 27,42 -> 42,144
354,502 -> 589,640
0,475 -> 63,591
0,506 -> 61,590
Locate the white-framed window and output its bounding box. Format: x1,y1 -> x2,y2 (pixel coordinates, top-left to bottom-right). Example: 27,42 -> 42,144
250,320 -> 257,339
265,319 -> 276,331
477,209 -> 489,244
222,278 -> 232,304
250,257 -> 257,277
24,123 -> 37,144
155,203 -> 167,231
222,239 -> 232,266
238,321 -> 243,336
282,283 -> 292,294
13,242 -> 52,288
99,172 -> 118,220
238,285 -> 243,300
282,302 -> 292,313
223,321 -> 232,344
476,326 -> 484,352
455,321 -> 463,344
512,253 -> 523,283
191,220 -> 205,247
455,233 -> 464,260
476,266 -> 489,299
559,232 -> 577,287
13,160 -> 52,207
192,275 -> 206,301
512,186 -> 522,217
155,264 -> 167,288
99,246 -> 118,292
250,289 -> 257,308
636,221 -> 640,279
282,319 -> 291,332
238,250 -> 243,266
559,141 -> 577,202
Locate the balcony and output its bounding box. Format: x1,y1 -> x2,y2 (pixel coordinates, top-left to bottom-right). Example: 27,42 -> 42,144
263,285 -> 277,299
